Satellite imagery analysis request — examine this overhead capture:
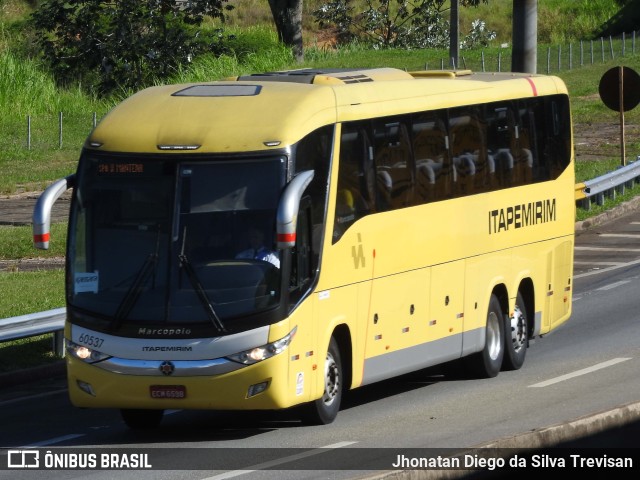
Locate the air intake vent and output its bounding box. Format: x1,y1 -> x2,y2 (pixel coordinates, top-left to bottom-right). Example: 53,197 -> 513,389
334,74 -> 374,84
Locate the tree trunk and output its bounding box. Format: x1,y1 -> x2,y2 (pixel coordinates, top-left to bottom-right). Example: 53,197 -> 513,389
267,0 -> 304,63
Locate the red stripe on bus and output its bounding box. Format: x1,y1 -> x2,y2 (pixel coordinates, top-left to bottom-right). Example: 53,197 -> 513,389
525,77 -> 538,96
34,233 -> 50,243
278,232 -> 296,243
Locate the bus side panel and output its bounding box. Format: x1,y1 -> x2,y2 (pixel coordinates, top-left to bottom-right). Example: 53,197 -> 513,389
553,239 -> 574,328
361,268 -> 432,385
543,239 -> 574,334
428,261 -> 464,356
461,255 -> 510,357
314,282 -> 360,391
360,264 -> 481,386
282,299 -> 319,405
462,236 -> 573,354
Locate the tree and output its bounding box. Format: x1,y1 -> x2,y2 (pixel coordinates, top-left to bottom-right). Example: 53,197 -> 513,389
267,0 -> 304,63
31,0 -> 234,96
312,1 -> 497,51
313,0 -> 450,49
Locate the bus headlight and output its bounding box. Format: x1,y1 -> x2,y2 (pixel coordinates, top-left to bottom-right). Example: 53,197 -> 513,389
66,339 -> 111,364
226,327 -> 297,365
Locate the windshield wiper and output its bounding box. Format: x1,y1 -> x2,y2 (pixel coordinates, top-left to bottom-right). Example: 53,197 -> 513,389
178,253 -> 227,333
111,224 -> 161,331
112,252 -> 158,331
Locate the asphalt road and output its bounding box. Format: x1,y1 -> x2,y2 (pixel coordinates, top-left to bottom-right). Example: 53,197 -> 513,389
0,190 -> 71,226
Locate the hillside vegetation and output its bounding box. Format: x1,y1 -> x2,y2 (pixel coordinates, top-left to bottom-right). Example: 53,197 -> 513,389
0,0 -> 638,195
222,0 -> 624,46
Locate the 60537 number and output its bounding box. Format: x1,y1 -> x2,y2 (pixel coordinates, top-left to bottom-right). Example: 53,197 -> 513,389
78,333 -> 105,348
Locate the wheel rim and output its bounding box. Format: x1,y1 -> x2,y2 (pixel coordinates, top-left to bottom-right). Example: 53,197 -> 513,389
322,351 -> 340,406
486,311 -> 501,361
510,305 -> 527,352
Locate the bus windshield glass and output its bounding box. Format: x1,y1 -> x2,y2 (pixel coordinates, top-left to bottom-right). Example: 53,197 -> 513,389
68,154 -> 286,332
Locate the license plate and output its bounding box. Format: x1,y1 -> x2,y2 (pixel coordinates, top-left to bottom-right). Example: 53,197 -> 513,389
150,385 -> 186,399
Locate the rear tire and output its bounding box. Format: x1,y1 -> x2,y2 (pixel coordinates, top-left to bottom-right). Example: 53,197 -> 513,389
466,294 -> 504,378
502,292 -> 528,371
300,337 -> 342,425
120,409 -> 164,430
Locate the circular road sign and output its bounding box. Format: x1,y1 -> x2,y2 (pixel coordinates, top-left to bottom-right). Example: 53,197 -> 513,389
599,66 -> 640,112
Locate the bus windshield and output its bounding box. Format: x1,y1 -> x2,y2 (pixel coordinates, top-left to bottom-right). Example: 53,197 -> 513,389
68,154 -> 286,333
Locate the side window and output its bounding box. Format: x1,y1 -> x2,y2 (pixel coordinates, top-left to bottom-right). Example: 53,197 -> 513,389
449,106 -> 490,196
526,95 -> 572,184
514,99 -> 536,186
530,97 -> 552,182
289,197 -> 313,305
295,125 -> 333,217
412,112 -> 452,203
294,125 -> 333,266
333,122 -> 374,243
546,95 -> 572,180
372,118 -> 414,210
486,102 -> 517,189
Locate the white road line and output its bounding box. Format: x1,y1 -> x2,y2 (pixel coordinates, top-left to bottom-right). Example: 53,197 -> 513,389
529,358 -> 632,388
0,388 -> 68,408
597,233 -> 640,238
573,261 -> 624,266
573,257 -> 640,279
202,441 -> 358,480
20,434 -> 85,447
597,280 -> 631,291
575,246 -> 640,252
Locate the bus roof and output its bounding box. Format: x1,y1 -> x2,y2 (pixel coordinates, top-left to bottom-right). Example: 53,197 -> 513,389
86,68 -> 568,154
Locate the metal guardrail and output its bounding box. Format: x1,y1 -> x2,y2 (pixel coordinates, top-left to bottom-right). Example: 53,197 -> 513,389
0,307 -> 65,356
575,160 -> 640,210
3,162 -> 640,353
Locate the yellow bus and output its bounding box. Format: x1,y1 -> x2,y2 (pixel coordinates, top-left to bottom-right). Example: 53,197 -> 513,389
33,67 -> 574,429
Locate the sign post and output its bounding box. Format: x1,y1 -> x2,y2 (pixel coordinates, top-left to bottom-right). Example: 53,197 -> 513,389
598,66 -> 640,166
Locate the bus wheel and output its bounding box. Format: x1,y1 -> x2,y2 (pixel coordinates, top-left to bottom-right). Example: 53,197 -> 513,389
120,409 -> 164,429
300,337 -> 342,425
466,294 -> 504,378
502,292 -> 528,371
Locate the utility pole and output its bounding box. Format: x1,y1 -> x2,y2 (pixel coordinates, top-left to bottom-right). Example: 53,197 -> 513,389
512,0 -> 538,73
450,0 -> 459,69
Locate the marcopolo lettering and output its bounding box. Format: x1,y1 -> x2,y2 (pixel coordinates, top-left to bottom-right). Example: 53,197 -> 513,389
137,327 -> 192,336
488,198 -> 556,234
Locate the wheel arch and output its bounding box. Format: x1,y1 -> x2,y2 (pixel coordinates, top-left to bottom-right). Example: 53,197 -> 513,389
517,277 -> 535,339
491,283 -> 509,319
331,323 -> 353,391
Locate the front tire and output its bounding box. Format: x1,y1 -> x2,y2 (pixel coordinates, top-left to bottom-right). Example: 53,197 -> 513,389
121,409 -> 164,430
300,337 -> 342,425
502,292 -> 528,371
466,294 -> 504,378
